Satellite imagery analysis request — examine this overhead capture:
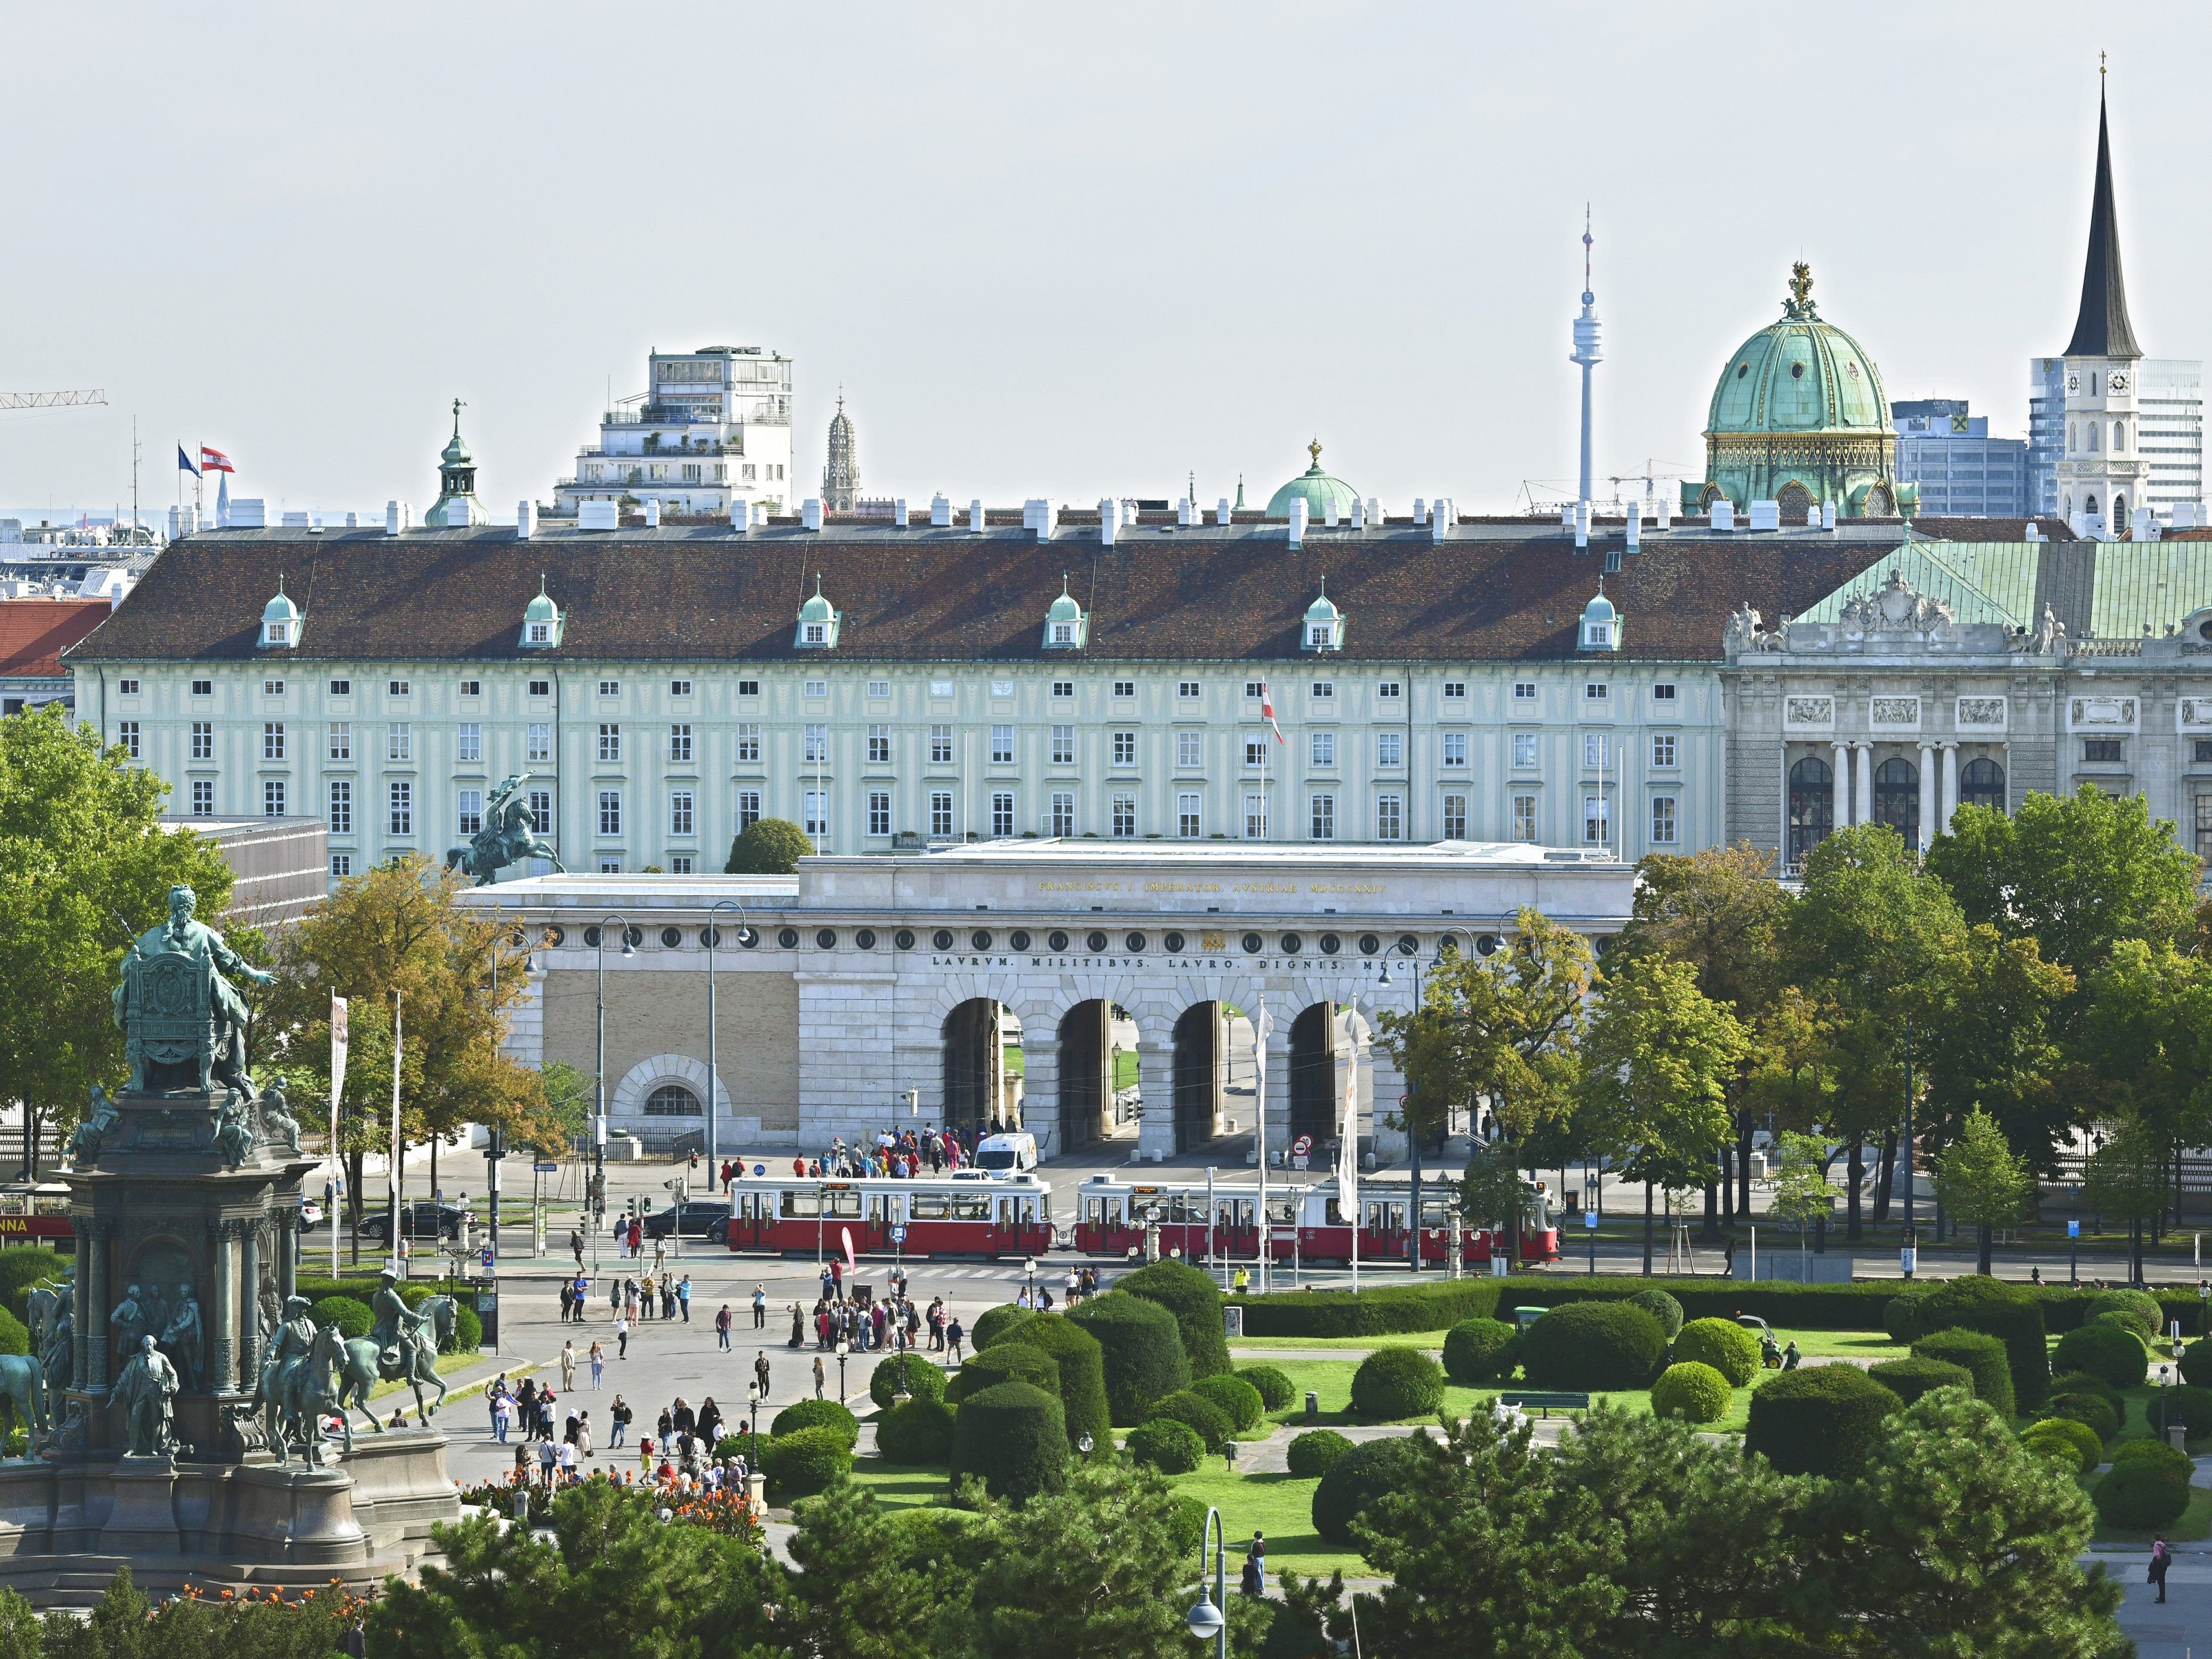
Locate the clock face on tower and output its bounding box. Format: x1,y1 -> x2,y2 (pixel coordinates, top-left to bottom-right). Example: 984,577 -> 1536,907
2066,374 -> 2081,394
2109,371 -> 2130,391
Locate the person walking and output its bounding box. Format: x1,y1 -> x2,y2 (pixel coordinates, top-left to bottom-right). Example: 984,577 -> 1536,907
609,1394 -> 632,1447
812,1355 -> 826,1400
754,1350 -> 772,1404
1241,1532 -> 1267,1596
559,1340 -> 577,1391
716,1303 -> 733,1351
576,1410 -> 593,1459
947,1316 -> 965,1365
558,1281 -> 575,1323
2149,1534 -> 2171,1603
752,1284 -> 767,1330
491,1384 -> 512,1443
788,1302 -> 804,1349
614,1312 -> 631,1359
570,1229 -> 584,1271
697,1398 -> 722,1449
589,1340 -> 605,1388
536,1435 -> 556,1487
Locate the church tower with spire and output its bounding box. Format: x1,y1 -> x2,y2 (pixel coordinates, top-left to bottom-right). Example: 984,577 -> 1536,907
2056,68 -> 2145,539
821,393 -> 859,513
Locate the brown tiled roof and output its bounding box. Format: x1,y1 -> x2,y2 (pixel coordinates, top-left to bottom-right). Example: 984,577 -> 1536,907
1,598 -> 111,677
68,527 -> 1898,668
1908,516 -> 2079,543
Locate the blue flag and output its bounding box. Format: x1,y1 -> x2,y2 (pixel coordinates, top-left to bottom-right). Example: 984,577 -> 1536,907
177,443 -> 200,478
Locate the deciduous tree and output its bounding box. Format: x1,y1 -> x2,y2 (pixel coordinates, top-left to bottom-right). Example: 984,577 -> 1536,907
1932,1106 -> 2034,1275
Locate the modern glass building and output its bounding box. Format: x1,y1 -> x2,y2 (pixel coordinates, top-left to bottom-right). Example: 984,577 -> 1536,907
1891,399 -> 2029,518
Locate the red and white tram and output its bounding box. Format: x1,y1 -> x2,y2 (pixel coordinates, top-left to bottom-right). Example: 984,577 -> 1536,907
0,1182 -> 73,1245
1073,1174 -> 1560,1267
721,1172 -> 1054,1259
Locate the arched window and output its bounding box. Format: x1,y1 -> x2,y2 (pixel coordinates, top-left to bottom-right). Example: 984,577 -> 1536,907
1874,757 -> 1919,847
2113,494 -> 2128,526
2086,494 -> 2101,517
1960,758 -> 2005,813
2113,420 -> 2125,451
644,1082 -> 703,1116
1787,755 -> 1834,868
2068,423 -> 2078,454
2088,423 -> 2100,453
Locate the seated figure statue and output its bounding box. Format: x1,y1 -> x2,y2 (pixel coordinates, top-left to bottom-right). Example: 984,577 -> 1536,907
112,885 -> 274,1097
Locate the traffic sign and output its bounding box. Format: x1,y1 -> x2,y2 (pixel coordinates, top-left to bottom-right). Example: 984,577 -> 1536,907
2067,1219 -> 2080,1238
891,1224 -> 908,1245
752,1163 -> 767,1176
533,1161 -> 559,1173
481,1248 -> 495,1270
1291,1135 -> 1314,1158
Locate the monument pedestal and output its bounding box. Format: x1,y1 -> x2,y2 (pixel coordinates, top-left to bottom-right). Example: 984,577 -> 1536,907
97,1458 -> 180,1555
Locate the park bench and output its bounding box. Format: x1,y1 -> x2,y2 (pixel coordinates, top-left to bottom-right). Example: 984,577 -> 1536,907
1498,1391 -> 1592,1419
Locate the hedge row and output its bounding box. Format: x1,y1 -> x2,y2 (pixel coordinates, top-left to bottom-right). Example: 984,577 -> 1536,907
1226,1280 -> 1503,1338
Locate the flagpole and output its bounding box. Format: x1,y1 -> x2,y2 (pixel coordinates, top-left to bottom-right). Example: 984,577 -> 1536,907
390,990 -> 403,1277
1253,997 -> 1271,1295
330,994 -> 349,1277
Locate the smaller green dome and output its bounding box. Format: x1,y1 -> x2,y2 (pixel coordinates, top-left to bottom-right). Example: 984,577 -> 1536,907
1302,584 -> 1345,653
797,590 -> 836,623
523,589 -> 559,623
1305,592 -> 1342,625
1580,587 -> 1620,652
1046,590 -> 1083,623
1266,439 -> 1360,521
262,589 -> 299,624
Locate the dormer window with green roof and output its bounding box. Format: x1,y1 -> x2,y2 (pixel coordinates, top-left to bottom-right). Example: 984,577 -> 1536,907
1580,586 -> 1621,652
519,578 -> 565,649
1042,576 -> 1089,650
261,583 -> 301,650
1302,582 -> 1344,653
795,576 -> 842,650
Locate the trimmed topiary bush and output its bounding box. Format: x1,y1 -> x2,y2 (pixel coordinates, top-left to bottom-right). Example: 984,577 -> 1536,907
1166,1493 -> 1209,1563
452,1302 -> 484,1352
1671,1318 -> 1760,1388
1628,1287 -> 1685,1340
1884,1288 -> 1932,1346
970,1303 -> 1036,1352
1068,1291 -> 1189,1425
949,1381 -> 1069,1503
946,1342 -> 1060,1405
761,1425 -> 852,1499
870,1352 -> 947,1410
2085,1288 -> 2162,1340
2150,1383 -> 2212,1444
2046,1391 -> 2123,1443
2019,1416 -> 2104,1475
2182,1336 -> 2212,1388
1229,1278 -> 1501,1338
1651,1361 -> 1731,1423
876,1396 -> 956,1465
1744,1364 -> 1902,1479
1003,1313 -> 1113,1457
1911,1329 -> 2016,1419
1351,1347 -> 1446,1420
1117,1260 -> 1232,1379
1442,1319 -> 1519,1385
2051,1370 -> 2129,1414
772,1397 -> 861,1447
2113,1437 -> 2193,1477
1146,1389 -> 1234,1455
1286,1428 -> 1354,1480
1912,1275 -> 2050,1410
1867,1357 -> 1974,1407
311,1296 -> 373,1340
1312,1434 -> 1425,1545
2052,1318 -> 2149,1389
2094,1456 -> 2191,1529
0,1306 -> 26,1358
1519,1301 -> 1666,1391
1238,1364 -> 1295,1412
1125,1417 -> 1206,1474
1191,1372 -> 1266,1433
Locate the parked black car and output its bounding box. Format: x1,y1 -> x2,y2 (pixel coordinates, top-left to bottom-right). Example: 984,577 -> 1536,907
641,1200 -> 732,1241
356,1201 -> 472,1243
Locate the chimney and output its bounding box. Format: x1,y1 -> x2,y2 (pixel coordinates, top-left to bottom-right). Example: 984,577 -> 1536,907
1367,497 -> 1381,525
1024,498 -> 1058,539
517,500 -> 537,540
1431,499 -> 1451,543
1413,498 -> 1428,526
1178,497 -> 1194,527
386,500 -> 406,537
1623,507 -> 1641,553
1098,498 -> 1119,545
1351,497 -> 1366,531
1287,499 -> 1308,547
1710,500 -> 1735,531
802,498 -> 824,531
1216,497 -> 1232,525
894,497 -> 908,529
969,498 -> 985,534
1574,501 -> 1590,550
1821,500 -> 1837,531
752,500 -> 768,530
731,497 -> 749,532
2024,520 -> 2042,543
645,499 -> 662,528
1656,494 -> 1674,531
1561,504 -> 1575,532
930,494 -> 951,528
1324,497 -> 1339,529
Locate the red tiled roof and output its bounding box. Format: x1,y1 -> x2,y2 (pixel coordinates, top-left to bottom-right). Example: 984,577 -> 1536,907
68,528 -> 1898,667
0,598 -> 111,677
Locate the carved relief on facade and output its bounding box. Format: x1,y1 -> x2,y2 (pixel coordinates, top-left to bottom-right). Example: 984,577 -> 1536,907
2177,697 -> 2212,730
1782,695 -> 1834,729
1956,696 -> 2008,730
2069,696 -> 2139,731
1869,696 -> 1921,729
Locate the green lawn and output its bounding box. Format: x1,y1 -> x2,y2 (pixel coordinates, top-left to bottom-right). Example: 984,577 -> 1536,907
1234,1327 -> 1906,1361
1166,1468 -> 1363,1578
845,1461 -> 954,1511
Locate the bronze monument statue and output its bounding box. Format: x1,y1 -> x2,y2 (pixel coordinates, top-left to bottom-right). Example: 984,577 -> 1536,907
112,885 -> 274,1098
445,773 -> 563,886
113,1335 -> 179,1457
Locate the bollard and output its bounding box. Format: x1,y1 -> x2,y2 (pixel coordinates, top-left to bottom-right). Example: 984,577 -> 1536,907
1305,1390 -> 1319,1424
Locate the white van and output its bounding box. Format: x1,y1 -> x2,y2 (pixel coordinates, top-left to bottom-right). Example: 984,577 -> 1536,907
975,1131 -> 1038,1175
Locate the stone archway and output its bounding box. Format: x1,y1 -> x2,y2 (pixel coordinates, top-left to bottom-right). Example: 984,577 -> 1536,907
1057,1000 -> 1136,1154
1287,1002 -> 1343,1153
1171,1003 -> 1234,1153
943,999 -> 1022,1137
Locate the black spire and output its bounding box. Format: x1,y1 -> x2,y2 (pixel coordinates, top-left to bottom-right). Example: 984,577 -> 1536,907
2064,85 -> 2141,359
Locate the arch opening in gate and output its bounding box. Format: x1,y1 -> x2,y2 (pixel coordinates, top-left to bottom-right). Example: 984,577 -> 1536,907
942,999 -> 1023,1138
1058,1000 -> 1139,1154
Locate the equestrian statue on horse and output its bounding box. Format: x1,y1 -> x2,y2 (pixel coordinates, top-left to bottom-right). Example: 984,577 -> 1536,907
446,773 -> 562,885
253,1278 -> 457,1462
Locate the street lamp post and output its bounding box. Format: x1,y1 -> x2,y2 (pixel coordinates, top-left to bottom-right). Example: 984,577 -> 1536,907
835,1338 -> 849,1404
595,916 -> 634,1274
1024,1256 -> 1038,1306
705,898 -> 754,1196
1413,932 -> 1473,1277
1185,1505 -> 1228,1659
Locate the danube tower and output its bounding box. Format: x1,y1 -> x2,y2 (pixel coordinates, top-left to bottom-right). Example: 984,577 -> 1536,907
1569,207 -> 1603,546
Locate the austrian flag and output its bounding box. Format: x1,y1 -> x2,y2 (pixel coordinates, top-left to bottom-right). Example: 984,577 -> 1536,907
199,446 -> 234,474
1260,681 -> 1286,745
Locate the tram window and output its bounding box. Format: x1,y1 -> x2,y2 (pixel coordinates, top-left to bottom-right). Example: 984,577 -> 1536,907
783,1191 -> 820,1219
828,1191 -> 862,1219
950,1193 -> 991,1222
1038,1190 -> 1051,1219
1419,1199 -> 1454,1226
1367,1201 -> 1407,1231
1084,1198 -> 1107,1226
1327,1196 -> 1353,1226
911,1193 -> 950,1221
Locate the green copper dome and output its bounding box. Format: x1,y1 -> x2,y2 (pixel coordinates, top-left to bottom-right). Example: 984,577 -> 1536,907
1692,264 -> 1907,519
1265,439 -> 1360,521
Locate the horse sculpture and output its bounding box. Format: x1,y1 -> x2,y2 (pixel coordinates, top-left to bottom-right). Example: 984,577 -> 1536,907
335,1294 -> 455,1429
446,774 -> 562,886
274,1324 -> 351,1466
0,1354 -> 46,1457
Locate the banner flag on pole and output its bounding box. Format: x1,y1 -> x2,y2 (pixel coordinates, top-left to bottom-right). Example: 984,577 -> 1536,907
390,990 -> 403,1272
176,443 -> 199,478
330,995 -> 348,1275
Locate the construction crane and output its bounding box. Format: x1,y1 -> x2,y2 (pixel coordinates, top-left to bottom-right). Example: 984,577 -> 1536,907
0,388 -> 106,410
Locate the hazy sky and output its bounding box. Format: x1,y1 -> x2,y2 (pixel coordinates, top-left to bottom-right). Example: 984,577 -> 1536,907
4,4 -> 2204,519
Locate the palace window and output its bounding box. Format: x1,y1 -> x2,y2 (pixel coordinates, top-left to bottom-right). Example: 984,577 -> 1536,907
115,721 -> 140,760
1651,733 -> 1677,768
191,780 -> 215,818
1309,792 -> 1336,840
598,724 -> 621,763
1177,731 -> 1203,769
191,721 -> 213,761
669,724 -> 693,763
1112,730 -> 1137,766
867,791 -> 891,837
1513,733 -> 1538,769
1051,726 -> 1075,765
991,792 -> 1015,838
669,789 -> 694,837
262,722 -> 285,761
1442,792 -> 1467,839
457,722 -> 481,763
736,789 -> 760,831
803,724 -> 827,763
386,723 -> 412,763
327,780 -> 351,834
1177,792 -> 1201,838
1511,794 -> 1537,841
1377,731 -> 1402,767
1583,794 -> 1610,846
1244,792 -> 1268,840
736,724 -> 761,764
934,724 -> 957,765
1442,731 -> 1467,767
597,789 -> 622,837
457,789 -> 483,835
528,788 -> 553,837
1311,731 -> 1336,767
1651,796 -> 1678,844
1049,792 -> 1076,836
1112,794 -> 1137,838
388,780 -> 413,836
867,724 -> 891,764
1375,793 -> 1403,841
931,791 -> 954,838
